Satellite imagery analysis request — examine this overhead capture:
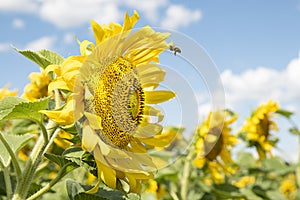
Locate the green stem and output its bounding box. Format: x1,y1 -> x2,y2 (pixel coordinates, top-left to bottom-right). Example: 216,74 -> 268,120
0,132 -> 22,182
180,154 -> 192,200
1,162 -> 13,199
12,120 -> 57,200
38,120 -> 49,144
27,163 -> 74,200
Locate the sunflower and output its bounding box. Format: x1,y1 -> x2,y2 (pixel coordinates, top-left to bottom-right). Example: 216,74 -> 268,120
42,11 -> 176,193
232,176 -> 255,188
280,173 -> 297,200
145,179 -> 167,200
193,110 -> 238,184
0,85 -> 18,99
240,100 -> 279,159
22,69 -> 50,101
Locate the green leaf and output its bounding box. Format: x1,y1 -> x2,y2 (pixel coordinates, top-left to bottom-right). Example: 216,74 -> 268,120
0,97 -> 49,123
266,190 -> 286,200
262,157 -> 286,171
240,188 -> 263,200
289,128 -> 300,136
66,179 -> 125,200
236,152 -> 256,168
44,153 -> 70,167
0,133 -> 34,167
11,119 -> 40,135
14,48 -> 64,69
276,109 -> 293,119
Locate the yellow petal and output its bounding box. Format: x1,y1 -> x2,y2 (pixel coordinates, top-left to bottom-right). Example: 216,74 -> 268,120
94,147 -> 117,188
84,112 -> 102,130
91,20 -> 105,45
134,123 -> 163,138
80,40 -> 95,56
82,125 -> 99,152
140,128 -> 176,147
145,90 -> 176,104
143,106 -> 164,122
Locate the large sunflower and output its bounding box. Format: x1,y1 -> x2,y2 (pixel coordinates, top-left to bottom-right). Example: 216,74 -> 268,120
193,110 -> 238,184
240,100 -> 279,159
70,11 -> 175,193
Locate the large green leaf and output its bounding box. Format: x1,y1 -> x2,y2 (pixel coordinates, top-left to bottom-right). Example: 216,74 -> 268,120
11,119 -> 40,135
236,152 -> 256,168
0,133 -> 34,167
0,97 -> 49,123
66,179 -> 125,200
261,157 -> 286,171
14,48 -> 64,69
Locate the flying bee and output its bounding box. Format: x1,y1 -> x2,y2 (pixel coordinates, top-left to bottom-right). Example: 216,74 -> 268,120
169,42 -> 181,56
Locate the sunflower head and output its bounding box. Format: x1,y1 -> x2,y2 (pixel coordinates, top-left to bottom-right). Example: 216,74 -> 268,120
280,173 -> 297,200
22,69 -> 50,101
193,110 -> 238,183
0,85 -> 18,99
73,11 -> 176,193
240,100 -> 279,159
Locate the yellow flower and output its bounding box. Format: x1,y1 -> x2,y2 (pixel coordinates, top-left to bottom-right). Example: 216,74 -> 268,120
0,85 -> 18,99
73,11 -> 176,193
145,179 -> 167,200
22,69 -> 50,101
53,130 -> 73,149
193,110 -> 238,184
280,173 -> 297,200
241,100 -> 279,159
40,56 -> 85,125
232,176 -> 255,188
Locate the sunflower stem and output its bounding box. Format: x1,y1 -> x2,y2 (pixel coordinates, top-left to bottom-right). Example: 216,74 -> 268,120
180,150 -> 194,200
1,163 -> 13,200
27,163 -> 74,200
12,120 -> 57,200
0,131 -> 22,183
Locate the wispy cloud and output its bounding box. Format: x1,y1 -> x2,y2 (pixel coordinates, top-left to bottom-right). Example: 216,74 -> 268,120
12,18 -> 25,29
0,0 -> 37,12
124,0 -> 169,22
39,0 -> 122,29
24,36 -> 57,51
161,5 -> 202,29
0,0 -> 202,29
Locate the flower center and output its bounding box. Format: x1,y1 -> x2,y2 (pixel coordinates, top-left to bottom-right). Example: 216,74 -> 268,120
94,57 -> 145,148
204,127 -> 223,161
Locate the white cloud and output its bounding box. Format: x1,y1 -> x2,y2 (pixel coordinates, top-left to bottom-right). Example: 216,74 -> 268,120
161,5 -> 202,29
124,0 -> 169,22
39,0 -> 122,29
0,43 -> 10,52
12,18 -> 25,29
25,36 -> 56,51
0,0 -> 38,12
221,53 -> 300,110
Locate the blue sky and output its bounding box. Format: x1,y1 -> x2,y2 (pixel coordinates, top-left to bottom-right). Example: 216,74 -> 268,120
0,0 -> 300,161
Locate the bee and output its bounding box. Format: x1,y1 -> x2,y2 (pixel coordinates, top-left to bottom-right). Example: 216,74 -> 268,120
169,42 -> 181,56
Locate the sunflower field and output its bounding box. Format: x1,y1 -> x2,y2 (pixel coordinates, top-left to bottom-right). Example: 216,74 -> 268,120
0,11 -> 299,200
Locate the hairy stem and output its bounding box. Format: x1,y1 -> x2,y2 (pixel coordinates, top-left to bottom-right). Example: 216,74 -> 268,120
1,163 -> 13,200
0,132 -> 22,182
27,163 -> 75,200
12,120 -> 57,200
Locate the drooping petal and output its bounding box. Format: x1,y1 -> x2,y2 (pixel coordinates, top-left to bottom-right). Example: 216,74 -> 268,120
144,90 -> 175,104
